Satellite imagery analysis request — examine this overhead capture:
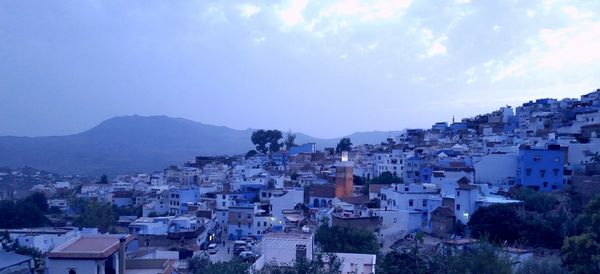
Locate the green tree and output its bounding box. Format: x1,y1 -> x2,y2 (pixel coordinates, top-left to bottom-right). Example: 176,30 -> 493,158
0,193 -> 48,229
23,192 -> 49,212
335,138 -> 352,153
246,149 -> 258,158
284,130 -> 297,150
515,188 -> 557,213
99,174 -> 109,184
74,200 -> 117,232
468,204 -> 522,244
515,257 -> 566,274
252,129 -> 284,153
189,255 -> 250,274
315,225 -> 379,254
258,253 -> 342,274
562,233 -> 600,273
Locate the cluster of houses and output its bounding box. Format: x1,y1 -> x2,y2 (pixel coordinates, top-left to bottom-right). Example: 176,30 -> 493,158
3,89 -> 600,274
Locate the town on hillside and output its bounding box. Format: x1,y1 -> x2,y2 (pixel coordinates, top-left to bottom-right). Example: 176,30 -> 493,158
2,89 -> 600,273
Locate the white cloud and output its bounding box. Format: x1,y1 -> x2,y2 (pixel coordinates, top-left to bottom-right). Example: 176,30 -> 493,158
239,4 -> 261,19
418,28 -> 447,58
278,0 -> 309,28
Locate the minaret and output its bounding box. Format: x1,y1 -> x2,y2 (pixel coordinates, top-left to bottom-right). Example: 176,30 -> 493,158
335,151 -> 354,198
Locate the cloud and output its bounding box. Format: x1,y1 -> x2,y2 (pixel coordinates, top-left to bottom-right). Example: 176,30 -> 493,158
239,4 -> 261,19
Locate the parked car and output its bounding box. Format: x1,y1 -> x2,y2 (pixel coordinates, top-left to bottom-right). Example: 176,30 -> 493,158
239,251 -> 260,262
208,243 -> 219,254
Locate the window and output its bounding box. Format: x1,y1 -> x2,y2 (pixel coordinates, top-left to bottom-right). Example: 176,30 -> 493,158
237,213 -> 241,219
69,270 -> 76,274
540,169 -> 546,178
404,187 -> 409,192
257,222 -> 260,227
238,222 -> 241,228
264,221 -> 267,226
456,204 -> 461,210
409,199 -> 414,207
247,214 -> 251,219
543,182 -> 548,188
456,191 -> 460,197
552,185 -> 557,190
422,200 -> 427,207
533,155 -> 541,162
553,169 -> 559,176
525,169 -> 532,176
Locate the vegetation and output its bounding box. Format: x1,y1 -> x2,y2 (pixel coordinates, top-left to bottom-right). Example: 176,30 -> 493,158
335,137 -> 352,153
370,171 -> 403,184
73,199 -> 117,232
284,130 -> 297,150
468,196 -> 571,249
0,192 -> 49,228
251,129 -> 284,153
99,174 -> 109,184
315,225 -> 379,254
378,240 -> 515,274
246,149 -> 258,158
188,256 -> 251,274
562,194 -> 600,273
361,171 -> 403,195
515,187 -> 557,213
258,253 -> 342,274
468,204 -> 522,244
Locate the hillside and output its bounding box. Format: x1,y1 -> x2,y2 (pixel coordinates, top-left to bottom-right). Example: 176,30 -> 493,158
0,115 -> 400,175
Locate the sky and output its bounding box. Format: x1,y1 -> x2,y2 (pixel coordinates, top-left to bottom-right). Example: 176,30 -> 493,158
1,0 -> 600,138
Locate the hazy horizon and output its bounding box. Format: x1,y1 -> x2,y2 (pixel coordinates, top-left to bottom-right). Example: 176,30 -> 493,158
2,0 -> 599,138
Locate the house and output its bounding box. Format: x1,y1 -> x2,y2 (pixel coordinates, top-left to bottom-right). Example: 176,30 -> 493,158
253,233 -> 314,270
0,251 -> 34,274
334,252 -> 376,274
47,234 -> 136,274
5,227 -> 89,253
517,144 -> 565,191
309,185 -> 336,208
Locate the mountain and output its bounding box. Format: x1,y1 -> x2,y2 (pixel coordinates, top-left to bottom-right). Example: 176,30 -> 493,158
0,115 -> 401,176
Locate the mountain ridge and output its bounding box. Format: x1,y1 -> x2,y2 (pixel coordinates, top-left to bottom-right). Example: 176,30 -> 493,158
0,115 -> 402,175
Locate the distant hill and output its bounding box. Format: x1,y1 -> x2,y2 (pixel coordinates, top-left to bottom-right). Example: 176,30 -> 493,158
0,115 -> 401,175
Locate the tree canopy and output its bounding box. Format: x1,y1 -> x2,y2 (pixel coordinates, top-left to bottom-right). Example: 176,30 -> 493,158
73,199 -> 117,232
284,130 -> 297,150
251,129 -> 284,154
468,204 -> 522,244
0,193 -> 48,229
315,225 -> 379,254
335,138 -> 352,153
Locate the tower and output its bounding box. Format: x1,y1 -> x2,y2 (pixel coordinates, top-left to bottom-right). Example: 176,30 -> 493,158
335,151 -> 354,198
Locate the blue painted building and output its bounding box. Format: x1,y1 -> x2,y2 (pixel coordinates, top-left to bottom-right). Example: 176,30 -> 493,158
289,143 -> 317,156
517,145 -> 564,191
271,151 -> 289,165
168,187 -> 199,215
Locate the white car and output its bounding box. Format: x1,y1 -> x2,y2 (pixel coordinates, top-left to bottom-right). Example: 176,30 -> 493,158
208,243 -> 219,254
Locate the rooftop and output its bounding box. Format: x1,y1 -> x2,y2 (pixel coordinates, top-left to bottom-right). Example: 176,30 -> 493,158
48,234 -> 134,259
0,251 -> 32,270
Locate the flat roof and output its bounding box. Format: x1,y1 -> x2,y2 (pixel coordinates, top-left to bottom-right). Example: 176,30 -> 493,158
261,233 -> 312,250
48,234 -> 134,259
0,251 -> 32,269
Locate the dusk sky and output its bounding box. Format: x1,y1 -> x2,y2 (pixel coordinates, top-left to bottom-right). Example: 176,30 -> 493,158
1,0 -> 599,138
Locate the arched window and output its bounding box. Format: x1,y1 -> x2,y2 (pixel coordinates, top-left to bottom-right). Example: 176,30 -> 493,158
69,270 -> 76,274
313,199 -> 319,207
